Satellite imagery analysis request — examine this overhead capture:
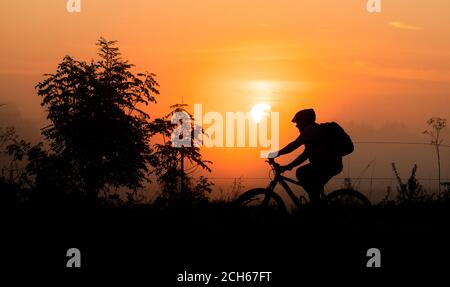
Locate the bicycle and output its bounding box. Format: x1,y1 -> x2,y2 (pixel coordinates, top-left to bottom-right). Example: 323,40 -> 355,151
235,158 -> 371,215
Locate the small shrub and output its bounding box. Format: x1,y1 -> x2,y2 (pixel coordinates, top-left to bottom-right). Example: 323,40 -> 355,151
391,163 -> 432,205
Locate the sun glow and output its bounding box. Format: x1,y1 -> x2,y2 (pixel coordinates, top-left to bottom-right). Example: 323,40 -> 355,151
250,103 -> 272,123
249,80 -> 277,98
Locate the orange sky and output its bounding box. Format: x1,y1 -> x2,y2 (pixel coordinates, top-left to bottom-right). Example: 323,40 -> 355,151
1,0 -> 450,198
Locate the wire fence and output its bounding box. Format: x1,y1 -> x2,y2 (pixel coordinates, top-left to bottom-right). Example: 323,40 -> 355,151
182,141 -> 450,201
155,141 -> 450,181
353,141 -> 450,148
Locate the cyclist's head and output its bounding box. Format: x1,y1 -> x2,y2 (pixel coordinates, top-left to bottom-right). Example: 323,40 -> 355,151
292,108 -> 316,131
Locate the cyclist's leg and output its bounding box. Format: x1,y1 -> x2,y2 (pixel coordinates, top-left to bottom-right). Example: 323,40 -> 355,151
297,163 -> 343,205
314,162 -> 344,203
296,164 -> 322,205
296,164 -> 312,189
318,161 -> 344,187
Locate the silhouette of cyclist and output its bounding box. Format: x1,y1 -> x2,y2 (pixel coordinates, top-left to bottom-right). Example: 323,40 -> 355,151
269,109 -> 343,204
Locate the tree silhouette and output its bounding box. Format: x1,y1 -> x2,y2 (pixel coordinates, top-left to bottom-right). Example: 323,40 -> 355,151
149,104 -> 213,206
0,108 -> 33,207
34,37 -> 160,204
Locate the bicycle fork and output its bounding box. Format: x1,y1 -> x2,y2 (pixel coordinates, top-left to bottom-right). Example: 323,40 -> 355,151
261,180 -> 278,207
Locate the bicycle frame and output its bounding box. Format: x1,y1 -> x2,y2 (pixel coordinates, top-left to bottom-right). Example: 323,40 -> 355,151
267,171 -> 304,208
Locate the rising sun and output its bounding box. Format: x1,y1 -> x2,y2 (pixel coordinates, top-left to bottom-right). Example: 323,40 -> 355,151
250,103 -> 271,123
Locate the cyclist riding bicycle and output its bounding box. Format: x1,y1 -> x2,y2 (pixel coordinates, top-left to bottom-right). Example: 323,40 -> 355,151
269,109 -> 350,204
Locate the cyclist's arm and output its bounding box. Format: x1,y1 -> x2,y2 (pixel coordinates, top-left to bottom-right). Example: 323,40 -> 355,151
272,137 -> 303,157
286,150 -> 309,170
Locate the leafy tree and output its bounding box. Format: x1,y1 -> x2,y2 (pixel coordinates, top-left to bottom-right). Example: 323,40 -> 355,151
0,111 -> 33,206
149,104 -> 213,206
34,38 -> 160,203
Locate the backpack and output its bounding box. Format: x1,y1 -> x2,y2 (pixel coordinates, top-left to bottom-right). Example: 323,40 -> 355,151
320,122 -> 354,156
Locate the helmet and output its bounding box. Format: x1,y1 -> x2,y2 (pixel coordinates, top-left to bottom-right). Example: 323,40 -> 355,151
291,108 -> 316,124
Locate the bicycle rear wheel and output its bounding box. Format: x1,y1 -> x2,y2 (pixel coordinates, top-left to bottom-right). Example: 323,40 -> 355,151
235,188 -> 287,217
325,188 -> 372,231
326,188 -> 371,208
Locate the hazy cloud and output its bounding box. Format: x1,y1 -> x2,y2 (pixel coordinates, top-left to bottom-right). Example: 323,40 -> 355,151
351,61 -> 450,83
388,22 -> 424,31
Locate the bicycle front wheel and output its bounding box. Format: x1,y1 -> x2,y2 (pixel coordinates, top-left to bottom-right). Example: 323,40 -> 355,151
235,188 -> 287,215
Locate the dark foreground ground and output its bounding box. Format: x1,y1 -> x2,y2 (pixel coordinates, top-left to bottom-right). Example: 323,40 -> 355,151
2,203 -> 450,284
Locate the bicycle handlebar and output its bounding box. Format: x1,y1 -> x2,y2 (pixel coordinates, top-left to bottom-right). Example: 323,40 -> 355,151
266,158 -> 281,174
